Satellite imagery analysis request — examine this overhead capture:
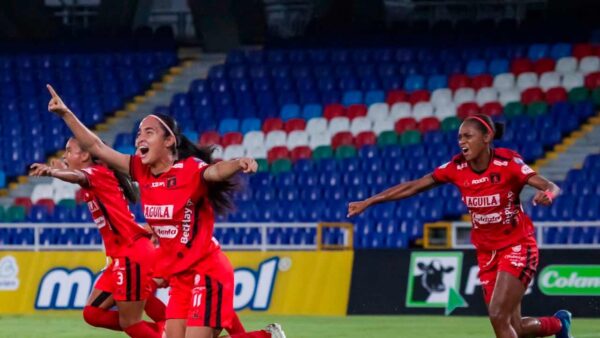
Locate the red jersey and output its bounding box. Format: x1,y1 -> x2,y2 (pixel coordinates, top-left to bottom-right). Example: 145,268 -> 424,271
129,155 -> 220,278
432,148 -> 537,251
80,164 -> 148,257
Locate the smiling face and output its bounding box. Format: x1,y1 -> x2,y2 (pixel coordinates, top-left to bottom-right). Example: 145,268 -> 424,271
135,117 -> 176,166
458,120 -> 492,162
63,138 -> 90,170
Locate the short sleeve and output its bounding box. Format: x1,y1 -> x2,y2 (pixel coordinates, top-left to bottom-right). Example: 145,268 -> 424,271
129,155 -> 145,182
189,157 -> 211,194
432,161 -> 455,184
79,166 -> 109,189
510,154 -> 537,185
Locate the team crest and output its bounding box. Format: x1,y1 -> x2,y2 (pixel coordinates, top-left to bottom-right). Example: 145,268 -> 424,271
167,176 -> 177,188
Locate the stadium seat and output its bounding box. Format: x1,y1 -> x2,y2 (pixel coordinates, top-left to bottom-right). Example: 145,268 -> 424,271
454,88 -> 476,105
267,146 -> 289,163
263,118 -> 284,133
331,132 -> 354,149
323,104 -> 346,120
328,117 -> 350,136
290,146 -> 312,162
367,103 -> 389,121
265,130 -> 287,150
223,145 -> 245,160
457,102 -> 480,119
389,102 -> 412,120
386,90 -> 408,105
309,133 -> 331,150
200,131 -> 220,146
493,73 -> 515,91
471,74 -> 493,90
355,131 -> 377,148
221,132 -> 243,147
556,57 -> 578,74
287,130 -> 309,149
562,72 -> 585,90
475,87 -> 498,105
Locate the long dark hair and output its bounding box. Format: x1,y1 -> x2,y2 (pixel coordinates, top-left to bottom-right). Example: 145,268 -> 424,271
465,114 -> 505,140
153,113 -> 239,215
69,137 -> 139,203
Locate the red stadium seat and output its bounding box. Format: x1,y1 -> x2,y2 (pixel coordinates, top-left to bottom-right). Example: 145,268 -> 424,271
418,117 -> 441,133
573,43 -> 595,59
13,197 -> 33,211
331,131 -> 354,149
471,74 -> 494,90
354,131 -> 377,148
545,87 -> 568,104
199,131 -> 220,146
386,90 -> 408,105
290,146 -> 312,162
533,58 -> 556,75
408,90 -> 430,105
511,58 -> 533,75
323,104 -> 346,120
75,189 -> 86,204
284,118 -> 306,133
346,104 -> 368,120
457,102 -> 480,120
262,118 -> 284,132
584,71 -> 600,89
521,87 -> 545,104
267,146 -> 289,163
481,102 -> 503,117
221,132 -> 243,147
394,117 -> 418,133
449,74 -> 471,91
35,199 -> 56,213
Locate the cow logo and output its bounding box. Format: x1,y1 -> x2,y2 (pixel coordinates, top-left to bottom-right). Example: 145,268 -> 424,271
0,255 -> 19,290
406,252 -> 468,315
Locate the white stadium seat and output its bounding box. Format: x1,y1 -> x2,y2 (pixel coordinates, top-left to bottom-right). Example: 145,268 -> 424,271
475,87 -> 498,106
412,102 -> 434,120
434,103 -> 457,120
246,145 -> 267,159
579,56 -> 600,74
264,130 -> 287,150
211,145 -> 224,160
309,132 -> 331,149
453,88 -> 476,105
562,72 -> 585,91
431,88 -> 452,108
499,89 -> 521,105
493,73 -> 515,91
516,72 -> 538,90
373,118 -> 395,135
327,116 -> 350,136
305,117 -> 328,135
539,72 -> 561,91
287,130 -> 309,148
389,102 -> 412,120
366,103 -> 389,121
350,117 -> 373,135
223,145 -> 245,160
242,131 -> 265,149
555,57 -> 578,74
31,184 -> 54,203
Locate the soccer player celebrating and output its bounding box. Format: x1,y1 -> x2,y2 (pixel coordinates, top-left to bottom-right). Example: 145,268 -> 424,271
348,114 -> 573,338
45,84 -> 286,338
30,138 -> 166,338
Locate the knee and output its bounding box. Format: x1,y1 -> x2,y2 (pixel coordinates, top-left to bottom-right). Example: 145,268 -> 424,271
488,306 -> 511,328
82,306 -> 100,327
118,313 -> 141,329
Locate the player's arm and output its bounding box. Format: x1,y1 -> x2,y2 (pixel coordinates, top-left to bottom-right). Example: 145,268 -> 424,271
203,157 -> 257,182
527,174 -> 560,206
347,174 -> 440,217
29,163 -> 88,186
46,84 -> 130,174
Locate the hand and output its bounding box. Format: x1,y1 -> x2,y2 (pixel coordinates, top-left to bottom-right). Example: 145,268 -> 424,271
46,84 -> 70,117
29,163 -> 54,177
347,200 -> 370,218
238,157 -> 258,174
50,158 -> 67,169
532,190 -> 553,206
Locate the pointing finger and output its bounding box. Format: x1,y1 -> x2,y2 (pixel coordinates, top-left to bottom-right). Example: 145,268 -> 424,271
46,84 -> 59,98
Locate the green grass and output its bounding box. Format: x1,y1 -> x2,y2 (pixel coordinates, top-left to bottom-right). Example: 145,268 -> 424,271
0,313 -> 598,338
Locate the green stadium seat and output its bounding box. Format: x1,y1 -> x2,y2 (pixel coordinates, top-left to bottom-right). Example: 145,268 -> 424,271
568,87 -> 589,102
503,102 -> 524,118
400,130 -> 421,145
7,206 -> 25,222
377,131 -> 398,146
592,88 -> 600,106
270,158 -> 292,174
441,116 -> 461,131
527,101 -> 548,117
0,206 -> 5,222
312,145 -> 333,160
335,145 -> 357,159
57,199 -> 77,208
256,159 -> 269,172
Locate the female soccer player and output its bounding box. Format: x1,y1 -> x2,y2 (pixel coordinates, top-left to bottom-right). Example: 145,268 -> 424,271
45,84 -> 286,338
30,137 -> 165,338
348,114 -> 573,338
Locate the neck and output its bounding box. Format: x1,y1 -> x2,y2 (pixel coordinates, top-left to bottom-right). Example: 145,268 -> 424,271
150,155 -> 175,175
469,148 -> 492,172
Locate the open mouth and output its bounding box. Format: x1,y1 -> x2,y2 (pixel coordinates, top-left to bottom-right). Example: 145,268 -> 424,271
461,147 -> 470,156
138,145 -> 150,157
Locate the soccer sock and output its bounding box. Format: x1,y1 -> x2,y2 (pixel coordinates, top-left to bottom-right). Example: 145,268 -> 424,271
228,313 -> 246,334
228,331 -> 271,338
144,294 -> 166,323
538,316 -> 562,336
82,305 -> 122,331
123,320 -> 161,338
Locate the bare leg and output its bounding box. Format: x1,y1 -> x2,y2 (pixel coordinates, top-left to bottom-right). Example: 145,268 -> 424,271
488,271 -> 526,338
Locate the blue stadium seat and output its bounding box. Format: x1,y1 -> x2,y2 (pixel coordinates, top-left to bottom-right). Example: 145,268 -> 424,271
489,59 -> 509,76
550,43 -> 572,59
426,75 -> 448,92
404,75 -> 425,92
365,90 -> 385,106
466,59 -> 486,76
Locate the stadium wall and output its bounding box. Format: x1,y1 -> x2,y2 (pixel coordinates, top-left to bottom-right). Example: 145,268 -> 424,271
0,251 -> 353,316
348,250 -> 600,317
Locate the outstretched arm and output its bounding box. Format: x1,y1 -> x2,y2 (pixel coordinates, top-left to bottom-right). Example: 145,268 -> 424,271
203,158 -> 258,182
528,174 -> 560,206
29,163 -> 88,186
46,84 -> 130,174
347,174 -> 440,217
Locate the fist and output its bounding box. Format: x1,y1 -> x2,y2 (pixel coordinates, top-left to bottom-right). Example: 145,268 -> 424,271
239,157 -> 258,174
347,200 -> 369,218
532,190 -> 553,206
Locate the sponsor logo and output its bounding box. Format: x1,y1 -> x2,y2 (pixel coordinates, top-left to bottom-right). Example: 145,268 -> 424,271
0,255 -> 19,291
151,181 -> 166,188
472,212 -> 502,224
493,160 -> 508,166
512,245 -> 522,253
181,200 -> 193,244
35,268 -> 98,309
234,257 -> 280,311
87,200 -> 99,213
471,177 -> 489,185
144,205 -> 174,220
93,216 -> 106,229
538,265 -> 600,296
513,157 -> 525,165
172,163 -> 184,169
464,266 -> 533,297
406,252 -> 467,315
521,165 -> 534,175
153,225 -> 178,238
465,194 -> 500,208
457,163 -> 467,170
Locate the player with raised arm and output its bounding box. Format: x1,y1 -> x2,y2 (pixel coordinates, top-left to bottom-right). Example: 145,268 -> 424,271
45,84 -> 286,338
348,114 -> 573,338
30,138 -> 165,338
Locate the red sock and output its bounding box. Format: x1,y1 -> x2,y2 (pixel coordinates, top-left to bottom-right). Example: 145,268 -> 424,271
538,316 -> 562,336
229,330 -> 270,338
123,321 -> 161,338
82,305 -> 121,331
228,313 -> 246,334
144,294 -> 166,323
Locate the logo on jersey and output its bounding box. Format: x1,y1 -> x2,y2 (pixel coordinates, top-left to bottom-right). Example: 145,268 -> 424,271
181,200 -> 193,244
144,205 -> 174,220
151,182 -> 165,188
172,163 -> 184,169
493,160 -> 508,167
521,165 -> 534,175
465,194 -> 500,208
471,177 -> 489,185
457,163 -> 467,170
87,201 -> 99,213
153,225 -> 178,238
93,216 -> 107,229
490,173 -> 501,184
167,177 -> 177,188
472,212 -> 502,224
194,157 -> 208,169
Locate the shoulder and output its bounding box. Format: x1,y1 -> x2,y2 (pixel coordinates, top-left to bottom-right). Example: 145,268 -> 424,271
435,153 -> 466,171
81,164 -> 111,176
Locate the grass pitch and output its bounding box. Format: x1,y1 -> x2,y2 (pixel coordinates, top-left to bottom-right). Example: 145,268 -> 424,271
0,313 -> 598,338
